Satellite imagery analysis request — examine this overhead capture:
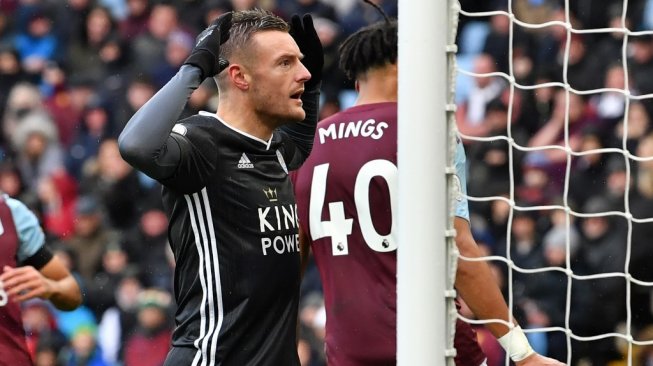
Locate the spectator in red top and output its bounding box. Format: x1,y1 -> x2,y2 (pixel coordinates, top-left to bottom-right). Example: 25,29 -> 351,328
124,289 -> 173,366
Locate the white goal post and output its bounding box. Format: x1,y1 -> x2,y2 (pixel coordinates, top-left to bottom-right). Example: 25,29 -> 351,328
397,0 -> 459,365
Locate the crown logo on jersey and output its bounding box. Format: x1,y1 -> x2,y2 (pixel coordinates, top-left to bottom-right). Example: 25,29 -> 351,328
238,153 -> 254,169
263,187 -> 278,202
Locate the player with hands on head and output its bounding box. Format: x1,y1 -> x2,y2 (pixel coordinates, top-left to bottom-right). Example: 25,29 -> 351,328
0,194 -> 82,366
290,5 -> 566,365
119,9 -> 323,366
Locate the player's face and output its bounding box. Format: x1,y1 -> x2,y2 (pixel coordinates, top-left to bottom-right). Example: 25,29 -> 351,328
247,30 -> 311,126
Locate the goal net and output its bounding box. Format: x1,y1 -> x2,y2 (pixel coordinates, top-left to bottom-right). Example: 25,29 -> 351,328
455,0 -> 653,365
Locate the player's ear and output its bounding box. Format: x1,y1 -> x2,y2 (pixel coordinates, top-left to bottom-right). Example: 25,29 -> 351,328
355,80 -> 360,93
228,64 -> 249,91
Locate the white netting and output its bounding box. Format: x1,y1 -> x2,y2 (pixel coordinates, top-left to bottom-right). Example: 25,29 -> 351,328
454,0 -> 653,364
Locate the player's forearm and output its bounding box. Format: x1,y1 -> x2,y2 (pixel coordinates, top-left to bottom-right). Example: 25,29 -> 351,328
47,274 -> 82,311
118,65 -> 202,179
456,256 -> 511,338
278,85 -> 320,166
454,218 -> 512,338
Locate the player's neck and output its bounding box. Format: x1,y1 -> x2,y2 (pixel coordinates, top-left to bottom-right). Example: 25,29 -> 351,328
216,99 -> 274,141
355,67 -> 398,106
355,86 -> 398,105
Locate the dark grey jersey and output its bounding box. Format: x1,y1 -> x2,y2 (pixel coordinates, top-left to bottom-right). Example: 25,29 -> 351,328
161,113 -> 302,365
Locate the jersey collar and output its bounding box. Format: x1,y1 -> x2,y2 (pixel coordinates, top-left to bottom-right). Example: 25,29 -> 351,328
199,111 -> 274,150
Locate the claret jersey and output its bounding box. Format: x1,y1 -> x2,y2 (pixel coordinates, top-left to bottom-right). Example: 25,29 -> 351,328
0,195 -> 48,366
292,102 -> 486,365
160,112 -> 303,365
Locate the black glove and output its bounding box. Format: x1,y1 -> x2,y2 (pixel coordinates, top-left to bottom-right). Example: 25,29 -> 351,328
289,14 -> 324,91
184,12 -> 233,80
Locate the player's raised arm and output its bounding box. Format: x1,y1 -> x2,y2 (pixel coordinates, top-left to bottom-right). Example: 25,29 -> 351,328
278,14 -> 323,169
118,13 -> 232,180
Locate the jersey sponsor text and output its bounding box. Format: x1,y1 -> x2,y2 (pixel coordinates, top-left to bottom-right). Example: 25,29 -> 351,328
258,203 -> 300,255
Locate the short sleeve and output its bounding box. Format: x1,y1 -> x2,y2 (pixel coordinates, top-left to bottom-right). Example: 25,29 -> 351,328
453,137 -> 470,221
159,121 -> 218,194
6,197 -> 46,263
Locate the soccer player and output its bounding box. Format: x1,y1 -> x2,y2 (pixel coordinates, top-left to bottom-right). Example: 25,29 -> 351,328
291,19 -> 566,366
118,9 -> 323,366
0,194 -> 82,366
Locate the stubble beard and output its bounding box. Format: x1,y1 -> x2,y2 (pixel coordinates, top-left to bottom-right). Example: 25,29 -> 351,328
253,92 -> 305,128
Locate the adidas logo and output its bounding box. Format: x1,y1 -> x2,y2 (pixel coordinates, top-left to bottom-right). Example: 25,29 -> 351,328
238,153 -> 254,169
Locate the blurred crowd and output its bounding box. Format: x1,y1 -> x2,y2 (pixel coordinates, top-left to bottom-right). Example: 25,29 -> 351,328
6,0 -> 653,365
0,0 -> 396,365
459,0 -> 653,365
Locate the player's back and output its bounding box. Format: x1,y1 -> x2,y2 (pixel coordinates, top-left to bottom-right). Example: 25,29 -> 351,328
0,196 -> 32,366
294,102 -> 398,365
294,103 -> 487,366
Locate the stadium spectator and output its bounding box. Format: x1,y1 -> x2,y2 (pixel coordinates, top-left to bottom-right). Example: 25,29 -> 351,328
567,128 -> 611,210
457,53 -> 508,137
112,75 -> 156,132
60,324 -> 108,366
63,194 -> 121,284
36,169 -> 78,239
79,139 -> 142,230
123,289 -> 173,366
97,268 -> 143,364
612,101 -> 651,154
22,299 -> 68,361
84,243 -> 130,321
13,6 -> 58,76
0,45 -> 28,121
122,200 -> 173,291
572,196 -> 628,364
118,0 -> 150,40
65,98 -> 114,179
589,63 -> 627,127
12,111 -> 65,192
149,30 -> 194,89
3,82 -> 47,144
527,91 -> 599,191
129,3 -> 181,72
66,6 -> 126,86
555,34 -> 604,92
